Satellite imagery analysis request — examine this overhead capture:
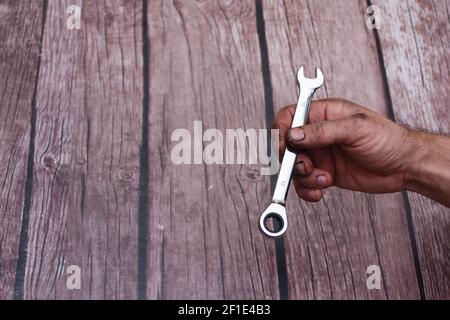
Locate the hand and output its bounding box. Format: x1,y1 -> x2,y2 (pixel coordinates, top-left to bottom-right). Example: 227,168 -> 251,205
273,98 -> 417,202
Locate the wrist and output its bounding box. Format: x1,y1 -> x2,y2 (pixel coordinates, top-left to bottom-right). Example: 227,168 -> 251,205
404,129 -> 428,192
403,129 -> 450,207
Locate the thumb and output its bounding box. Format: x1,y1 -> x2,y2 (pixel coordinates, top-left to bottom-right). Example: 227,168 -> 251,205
287,114 -> 364,149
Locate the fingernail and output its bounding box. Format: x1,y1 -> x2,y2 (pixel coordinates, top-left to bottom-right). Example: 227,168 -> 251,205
289,128 -> 305,141
316,175 -> 327,186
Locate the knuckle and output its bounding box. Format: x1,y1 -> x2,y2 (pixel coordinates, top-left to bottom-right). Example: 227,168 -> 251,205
278,105 -> 295,118
295,158 -> 311,175
294,162 -> 304,175
271,121 -> 284,131
348,113 -> 372,137
312,123 -> 327,138
328,97 -> 347,105
303,159 -> 313,174
304,163 -> 313,175
326,97 -> 347,111
352,112 -> 369,122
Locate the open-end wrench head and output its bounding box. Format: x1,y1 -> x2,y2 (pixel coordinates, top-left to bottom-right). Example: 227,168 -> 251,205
297,66 -> 324,90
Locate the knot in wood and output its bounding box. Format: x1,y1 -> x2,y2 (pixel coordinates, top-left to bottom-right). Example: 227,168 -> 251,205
43,156 -> 55,168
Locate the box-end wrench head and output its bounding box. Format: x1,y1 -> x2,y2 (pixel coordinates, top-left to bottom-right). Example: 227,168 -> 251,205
259,203 -> 288,238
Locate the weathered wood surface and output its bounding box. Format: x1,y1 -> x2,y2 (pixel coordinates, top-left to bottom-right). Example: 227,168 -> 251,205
0,1 -> 43,299
0,0 -> 448,300
262,0 -> 420,299
376,0 -> 450,299
21,0 -> 143,299
146,0 -> 279,299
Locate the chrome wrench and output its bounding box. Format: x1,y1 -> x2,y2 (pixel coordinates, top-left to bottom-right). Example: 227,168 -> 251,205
259,66 -> 324,237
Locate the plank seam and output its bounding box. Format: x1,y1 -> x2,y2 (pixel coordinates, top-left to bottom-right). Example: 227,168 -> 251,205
401,192 -> 426,299
255,0 -> 288,300
367,0 -> 426,300
137,0 -> 150,300
13,0 -> 48,300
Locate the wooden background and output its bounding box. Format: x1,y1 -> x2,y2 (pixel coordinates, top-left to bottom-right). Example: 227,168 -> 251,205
0,0 -> 448,299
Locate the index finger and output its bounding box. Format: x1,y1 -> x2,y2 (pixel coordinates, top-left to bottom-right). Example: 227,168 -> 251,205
271,99 -> 373,155
272,105 -> 295,157
307,98 -> 375,124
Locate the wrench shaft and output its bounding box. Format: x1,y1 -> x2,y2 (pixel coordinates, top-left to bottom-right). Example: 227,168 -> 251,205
272,88 -> 316,204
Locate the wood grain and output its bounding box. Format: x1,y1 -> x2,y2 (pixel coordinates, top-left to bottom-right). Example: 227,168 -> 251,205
262,0 -> 420,299
0,1 -> 43,299
22,0 -> 143,299
146,0 -> 279,299
1,0 -> 447,300
375,0 -> 450,299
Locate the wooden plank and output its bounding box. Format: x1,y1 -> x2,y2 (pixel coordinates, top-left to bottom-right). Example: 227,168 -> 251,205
146,0 -> 279,299
0,1 -> 43,299
376,0 -> 450,299
263,0 -> 420,299
22,0 -> 143,299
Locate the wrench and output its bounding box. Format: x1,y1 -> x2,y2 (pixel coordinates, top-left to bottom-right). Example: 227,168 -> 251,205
259,66 -> 324,237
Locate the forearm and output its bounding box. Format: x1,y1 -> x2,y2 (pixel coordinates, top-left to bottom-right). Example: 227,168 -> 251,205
406,130 -> 450,207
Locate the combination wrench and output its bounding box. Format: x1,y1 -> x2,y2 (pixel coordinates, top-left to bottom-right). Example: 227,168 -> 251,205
259,66 -> 324,238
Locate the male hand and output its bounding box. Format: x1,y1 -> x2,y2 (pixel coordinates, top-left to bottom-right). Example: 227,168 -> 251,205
273,98 -> 418,202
